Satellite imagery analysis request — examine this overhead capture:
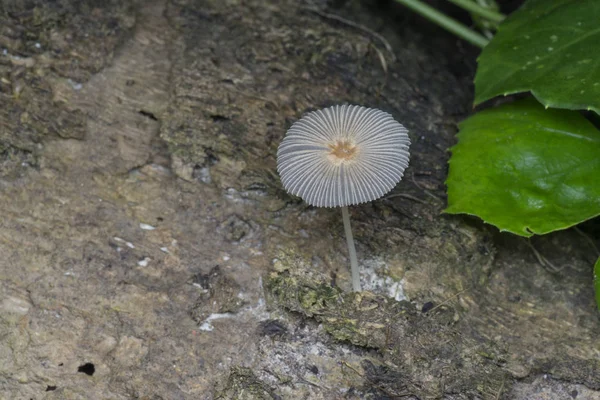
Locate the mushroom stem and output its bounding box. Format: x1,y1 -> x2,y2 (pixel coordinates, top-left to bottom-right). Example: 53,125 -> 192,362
341,206 -> 361,292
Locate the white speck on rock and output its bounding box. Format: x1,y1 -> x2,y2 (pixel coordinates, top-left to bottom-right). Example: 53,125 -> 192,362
225,188 -> 239,201
67,79 -> 83,90
199,277 -> 269,332
199,313 -> 233,331
138,257 -> 151,267
223,187 -> 256,204
160,247 -> 169,253
140,223 -> 156,230
114,237 -> 135,248
360,257 -> 408,302
196,166 -> 212,183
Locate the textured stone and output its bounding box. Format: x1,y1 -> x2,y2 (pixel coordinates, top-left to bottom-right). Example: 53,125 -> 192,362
0,0 -> 598,398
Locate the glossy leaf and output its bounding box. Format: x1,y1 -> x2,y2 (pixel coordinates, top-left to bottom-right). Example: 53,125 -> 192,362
474,0 -> 600,114
446,98 -> 600,236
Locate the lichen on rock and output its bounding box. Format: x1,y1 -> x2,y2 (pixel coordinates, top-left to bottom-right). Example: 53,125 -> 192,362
266,249 -> 511,398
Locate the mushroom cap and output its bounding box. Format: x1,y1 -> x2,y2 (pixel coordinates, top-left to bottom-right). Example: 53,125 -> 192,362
277,104 -> 410,207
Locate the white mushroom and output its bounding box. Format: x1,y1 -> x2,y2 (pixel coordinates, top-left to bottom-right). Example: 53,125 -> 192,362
277,104 -> 410,291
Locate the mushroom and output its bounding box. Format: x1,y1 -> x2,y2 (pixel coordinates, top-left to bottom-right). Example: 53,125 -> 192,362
277,104 -> 410,292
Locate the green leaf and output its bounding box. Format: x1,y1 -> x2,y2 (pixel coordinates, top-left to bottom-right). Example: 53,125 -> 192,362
446,98 -> 600,236
474,0 -> 600,114
595,257 -> 600,310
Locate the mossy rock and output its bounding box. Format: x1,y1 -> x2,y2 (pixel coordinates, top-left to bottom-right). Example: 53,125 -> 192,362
266,249 -> 511,398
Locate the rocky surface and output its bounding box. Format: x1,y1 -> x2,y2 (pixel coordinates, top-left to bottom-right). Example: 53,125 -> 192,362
0,0 -> 598,399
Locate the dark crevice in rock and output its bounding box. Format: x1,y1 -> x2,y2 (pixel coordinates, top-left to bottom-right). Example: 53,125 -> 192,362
77,363 -> 95,376
138,109 -> 159,121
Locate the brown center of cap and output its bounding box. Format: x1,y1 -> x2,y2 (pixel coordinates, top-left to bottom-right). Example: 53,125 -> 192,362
327,140 -> 358,164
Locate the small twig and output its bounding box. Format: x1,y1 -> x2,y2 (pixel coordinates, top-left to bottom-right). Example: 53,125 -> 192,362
302,6 -> 397,62
297,377 -> 326,389
411,171 -> 442,202
525,239 -> 561,273
371,43 -> 390,82
340,361 -> 363,377
410,171 -> 424,190
494,375 -> 506,400
427,288 -> 468,313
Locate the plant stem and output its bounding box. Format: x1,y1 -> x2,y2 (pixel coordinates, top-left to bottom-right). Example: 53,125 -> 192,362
341,206 -> 361,292
447,0 -> 506,23
393,0 -> 489,48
